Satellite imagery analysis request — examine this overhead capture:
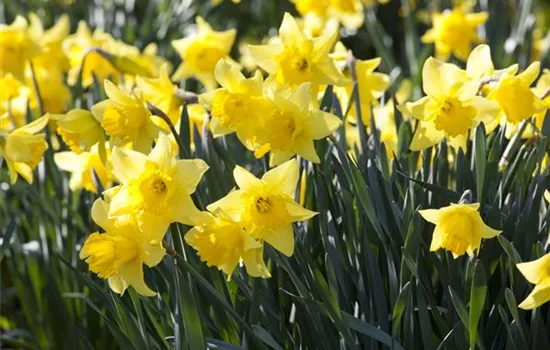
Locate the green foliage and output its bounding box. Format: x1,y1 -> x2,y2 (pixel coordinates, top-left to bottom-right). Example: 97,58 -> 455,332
1,0 -> 549,349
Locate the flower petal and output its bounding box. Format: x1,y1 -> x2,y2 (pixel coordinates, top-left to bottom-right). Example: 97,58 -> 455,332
517,254 -> 550,284
119,260 -> 156,297
264,224 -> 294,256
111,147 -> 147,183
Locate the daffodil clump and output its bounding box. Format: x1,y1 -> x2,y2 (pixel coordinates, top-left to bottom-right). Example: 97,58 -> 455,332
3,5 -> 550,345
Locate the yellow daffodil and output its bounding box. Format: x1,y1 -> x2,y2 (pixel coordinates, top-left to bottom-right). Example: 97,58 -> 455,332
91,80 -> 159,153
0,115 -> 49,184
28,13 -> 70,75
108,133 -> 209,237
292,0 -> 365,29
257,83 -> 342,166
336,57 -> 390,126
28,67 -> 71,114
187,103 -> 209,147
54,144 -> 113,193
63,21 -> 119,87
136,64 -> 182,126
207,159 -> 317,256
361,0 -> 390,7
465,44 -> 518,82
400,57 -> 499,150
0,16 -> 42,79
80,198 -> 165,296
419,202 -> 500,258
488,62 -> 546,138
0,74 -> 30,129
516,253 -> 550,310
185,210 -> 270,279
200,59 -> 268,149
421,6 -> 488,61
248,13 -> 347,88
171,17 -> 236,90
531,68 -> 549,132
48,109 -> 104,154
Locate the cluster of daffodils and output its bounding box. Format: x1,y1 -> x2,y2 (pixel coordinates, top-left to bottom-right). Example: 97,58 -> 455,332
2,5 -> 549,310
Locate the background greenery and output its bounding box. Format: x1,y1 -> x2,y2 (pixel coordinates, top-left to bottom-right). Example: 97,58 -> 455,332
1,0 -> 550,349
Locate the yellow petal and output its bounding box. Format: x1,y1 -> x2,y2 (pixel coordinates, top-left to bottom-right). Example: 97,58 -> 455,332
479,221 -> 501,239
517,254 -> 550,284
399,96 -> 432,121
419,208 -> 443,224
279,13 -> 305,48
16,115 -> 49,135
305,111 -> 342,140
294,136 -> 320,163
206,190 -> 244,221
264,224 -> 294,256
241,246 -> 270,278
111,147 -> 147,183
234,165 -> 263,190
119,260 -> 156,297
517,61 -> 540,87
247,44 -> 284,74
90,198 -> 117,233
108,276 -> 129,295
148,133 -> 174,173
466,44 -> 494,78
409,121 -> 445,151
518,278 -> 550,310
429,225 -> 444,252
262,159 -> 299,195
173,159 -> 209,194
422,57 -> 463,99
103,80 -> 134,106
214,59 -> 244,90
285,199 -> 317,221
53,151 -> 83,171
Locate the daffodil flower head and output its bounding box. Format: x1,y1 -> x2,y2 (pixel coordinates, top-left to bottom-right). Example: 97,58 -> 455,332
255,83 -> 342,166
185,210 -> 270,279
63,21 -> 119,87
171,16 -> 236,90
207,159 -> 317,257
400,57 -> 499,151
531,69 -> 550,133
80,198 -> 165,296
0,115 -> 49,184
419,202 -> 500,258
108,133 -> 209,238
48,109 -> 104,154
28,13 -> 70,75
54,143 -> 113,193
29,68 -> 71,114
136,64 -> 183,127
489,62 -> 546,137
200,59 -> 268,148
0,16 -> 42,79
0,74 -> 30,129
421,5 -> 488,61
248,13 -> 347,88
516,253 -> 550,310
91,80 -> 159,153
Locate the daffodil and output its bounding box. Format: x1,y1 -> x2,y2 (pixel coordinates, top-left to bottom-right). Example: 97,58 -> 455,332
0,115 -> 49,184
400,57 -> 499,151
248,13 -> 347,88
28,13 -> 70,75
200,59 -> 268,149
336,57 -> 390,126
419,202 -> 500,258
465,44 -> 518,82
171,17 -> 236,90
516,253 -> 550,310
80,198 -> 165,296
108,133 -> 209,237
421,6 -> 488,61
532,69 -> 550,132
185,210 -> 270,278
136,64 -> 182,126
488,62 -> 546,137
28,67 -> 71,114
63,21 -> 119,87
54,144 -> 113,193
187,103 -> 209,147
0,16 -> 42,79
91,80 -> 159,153
292,0 -> 365,29
0,74 -> 30,129
256,83 -> 342,166
48,109 -> 104,154
207,159 -> 317,256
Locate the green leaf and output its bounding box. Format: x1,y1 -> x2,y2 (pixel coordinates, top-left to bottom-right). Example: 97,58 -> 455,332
469,261 -> 487,350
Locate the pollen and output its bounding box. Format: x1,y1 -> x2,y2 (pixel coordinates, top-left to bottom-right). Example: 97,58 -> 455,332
130,163 -> 173,215
255,197 -> 272,213
275,47 -> 314,85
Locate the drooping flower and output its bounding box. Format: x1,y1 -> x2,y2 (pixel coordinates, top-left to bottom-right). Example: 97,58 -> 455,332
419,202 -> 501,258
248,13 -> 347,88
421,5 -> 488,62
80,198 -> 165,296
185,210 -> 270,279
91,80 -> 159,153
108,133 -> 209,238
171,16 -> 236,90
336,57 -> 390,126
199,59 -> 269,149
399,57 -> 499,150
516,253 -> 550,310
0,16 -> 42,79
0,115 -> 49,184
255,83 -> 342,166
54,143 -> 113,193
48,109 -> 104,154
136,64 -> 182,126
207,159 -> 317,256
